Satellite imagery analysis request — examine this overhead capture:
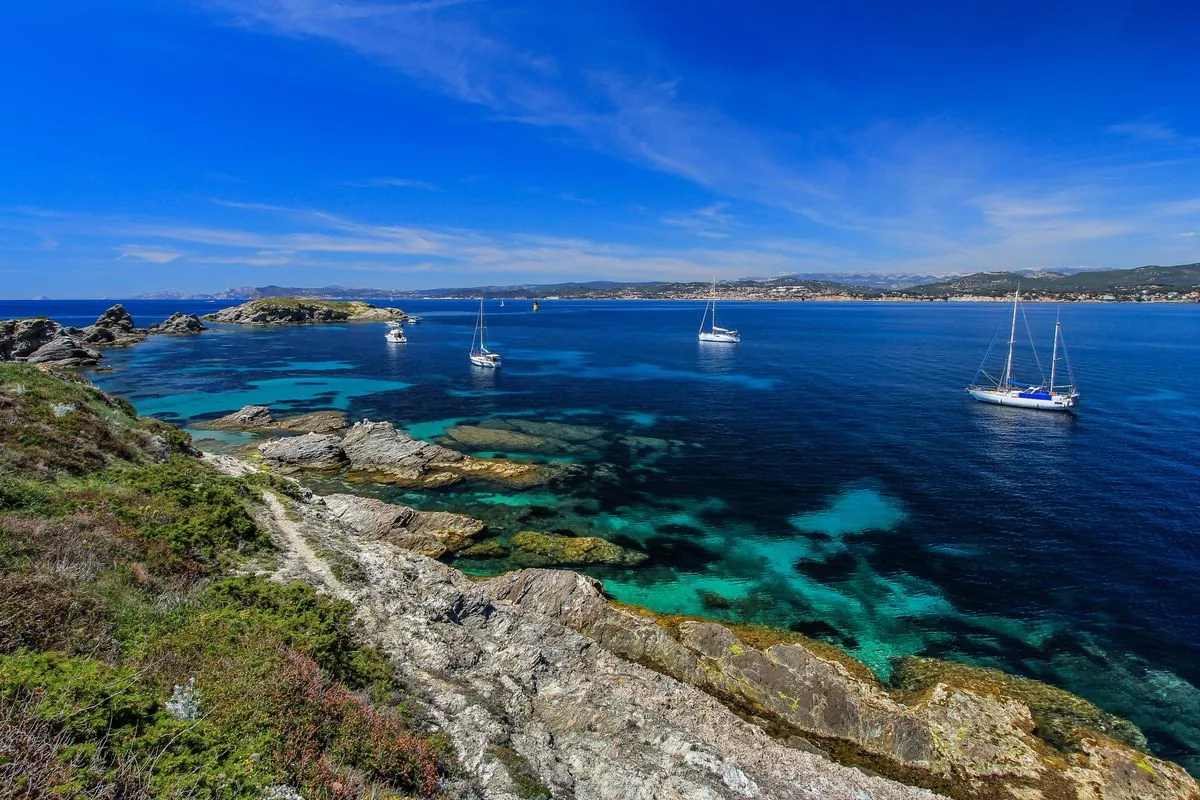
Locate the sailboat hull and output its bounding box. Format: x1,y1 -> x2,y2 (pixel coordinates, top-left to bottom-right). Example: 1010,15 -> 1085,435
699,331 -> 740,343
470,354 -> 501,368
968,387 -> 1078,411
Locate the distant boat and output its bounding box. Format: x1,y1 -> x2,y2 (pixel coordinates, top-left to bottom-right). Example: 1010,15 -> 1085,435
967,287 -> 1079,411
470,298 -> 501,368
698,280 -> 740,343
406,315 -> 422,324
384,321 -> 407,343
532,301 -> 540,312
500,299 -> 505,308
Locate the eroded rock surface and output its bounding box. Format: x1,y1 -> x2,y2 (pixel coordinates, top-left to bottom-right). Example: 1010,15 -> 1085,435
204,404 -> 347,433
224,470 -> 947,800
322,493 -> 486,557
486,569 -> 1199,800
211,404 -> 275,429
258,432 -> 346,469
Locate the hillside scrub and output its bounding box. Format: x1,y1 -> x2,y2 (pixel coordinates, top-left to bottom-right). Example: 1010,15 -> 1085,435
0,363 -> 447,798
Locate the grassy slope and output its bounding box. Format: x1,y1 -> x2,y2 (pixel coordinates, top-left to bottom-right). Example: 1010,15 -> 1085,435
0,363 -> 446,799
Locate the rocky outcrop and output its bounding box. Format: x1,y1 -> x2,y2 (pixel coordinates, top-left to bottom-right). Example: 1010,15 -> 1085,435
486,569 -> 1199,800
227,473 -> 947,800
258,433 -> 346,469
322,493 -> 486,557
1,318 -> 102,367
445,424 -> 568,454
147,312 -> 207,335
1,306 -> 205,368
81,304 -> 148,347
204,405 -> 347,434
511,530 -> 648,566
203,299 -> 406,325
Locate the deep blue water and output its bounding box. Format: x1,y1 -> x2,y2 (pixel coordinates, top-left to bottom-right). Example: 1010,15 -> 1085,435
5,297 -> 1199,771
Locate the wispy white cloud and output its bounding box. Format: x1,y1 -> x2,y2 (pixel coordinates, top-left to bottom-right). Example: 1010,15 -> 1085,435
344,176 -> 442,191
661,201 -> 736,238
117,245 -> 183,264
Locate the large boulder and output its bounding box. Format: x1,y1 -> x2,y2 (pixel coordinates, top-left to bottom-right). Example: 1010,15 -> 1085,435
322,493 -> 486,557
341,420 -> 464,478
511,530 -> 647,566
258,433 -> 345,469
210,405 -> 275,429
148,312 -> 207,335
274,410 -> 348,434
24,332 -> 102,367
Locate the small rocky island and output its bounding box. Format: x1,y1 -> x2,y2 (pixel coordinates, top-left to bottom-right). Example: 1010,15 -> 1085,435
203,297 -> 407,325
0,304 -> 206,367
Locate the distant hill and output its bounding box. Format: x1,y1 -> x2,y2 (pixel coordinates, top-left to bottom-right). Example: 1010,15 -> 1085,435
906,263 -> 1200,296
134,261 -> 1200,302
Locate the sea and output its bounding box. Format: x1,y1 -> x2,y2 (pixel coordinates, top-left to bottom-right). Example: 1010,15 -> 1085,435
4,297 -> 1199,772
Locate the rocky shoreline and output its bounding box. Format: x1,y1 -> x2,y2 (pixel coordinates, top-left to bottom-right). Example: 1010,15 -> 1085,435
2,365 -> 1196,798
0,304 -> 206,367
202,448 -> 1199,799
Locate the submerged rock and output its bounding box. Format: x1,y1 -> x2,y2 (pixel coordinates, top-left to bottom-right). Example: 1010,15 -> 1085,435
148,312 -> 207,335
274,410 -> 347,434
444,424 -> 568,454
511,530 -> 647,566
258,433 -> 346,469
204,299 -> 406,325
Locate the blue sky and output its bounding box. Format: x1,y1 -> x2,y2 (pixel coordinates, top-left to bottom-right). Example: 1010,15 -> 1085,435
2,0 -> 1199,297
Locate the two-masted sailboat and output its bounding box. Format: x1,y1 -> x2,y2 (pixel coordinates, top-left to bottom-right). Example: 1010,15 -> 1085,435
967,287 -> 1079,411
698,280 -> 740,343
469,298 -> 501,368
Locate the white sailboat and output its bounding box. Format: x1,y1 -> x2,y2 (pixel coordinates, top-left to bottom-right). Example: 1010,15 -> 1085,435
967,287 -> 1079,412
470,298 -> 501,368
384,321 -> 407,343
698,280 -> 740,343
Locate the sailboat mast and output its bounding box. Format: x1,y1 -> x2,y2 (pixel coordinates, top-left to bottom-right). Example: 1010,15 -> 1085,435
711,279 -> 718,330
1001,286 -> 1019,389
1050,315 -> 1060,392
479,298 -> 486,351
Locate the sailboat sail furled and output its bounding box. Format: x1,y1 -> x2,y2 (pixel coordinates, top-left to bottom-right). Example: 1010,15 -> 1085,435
470,298 -> 501,368
966,287 -> 1079,411
698,280 -> 740,343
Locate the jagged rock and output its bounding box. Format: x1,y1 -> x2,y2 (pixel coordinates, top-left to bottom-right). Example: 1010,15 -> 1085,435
210,405 -> 275,429
258,433 -> 345,469
342,420 -> 464,471
511,530 -> 647,566
25,332 -> 102,367
1,318 -> 58,360
204,299 -> 406,325
486,569 -> 1200,800
321,493 -> 486,559
82,304 -> 147,347
148,312 -> 207,335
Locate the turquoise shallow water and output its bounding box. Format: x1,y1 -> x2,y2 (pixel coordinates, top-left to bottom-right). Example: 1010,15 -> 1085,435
5,297 -> 1199,772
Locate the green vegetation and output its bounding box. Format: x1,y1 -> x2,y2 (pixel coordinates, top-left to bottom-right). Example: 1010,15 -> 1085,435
249,298 -> 358,311
0,363 -> 447,798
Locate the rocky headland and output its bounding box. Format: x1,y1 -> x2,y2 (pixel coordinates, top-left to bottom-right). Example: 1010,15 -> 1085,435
203,298 -> 407,325
2,363 -> 1196,799
0,304 -> 206,368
